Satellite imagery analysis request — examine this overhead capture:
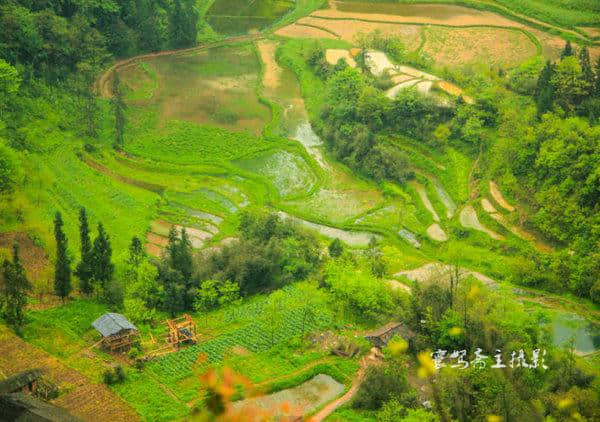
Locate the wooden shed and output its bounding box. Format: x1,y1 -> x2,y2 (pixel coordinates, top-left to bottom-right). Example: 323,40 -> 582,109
0,392 -> 81,422
92,313 -> 138,352
0,369 -> 43,395
364,322 -> 415,349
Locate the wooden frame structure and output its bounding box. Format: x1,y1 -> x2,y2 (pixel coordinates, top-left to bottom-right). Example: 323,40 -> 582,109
165,314 -> 198,348
103,330 -> 138,353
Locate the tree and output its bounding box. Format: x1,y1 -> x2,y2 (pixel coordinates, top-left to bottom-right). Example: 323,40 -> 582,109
169,0 -> 198,48
195,279 -> 219,324
91,222 -> 114,290
128,236 -> 144,268
595,57 -> 600,97
561,40 -> 573,59
77,62 -> 100,138
0,59 -> 20,119
217,280 -> 240,308
1,244 -> 31,331
328,238 -> 344,258
53,212 -> 72,301
111,72 -> 126,149
165,227 -> 194,308
259,290 -> 285,347
578,46 -> 595,90
534,61 -> 556,115
551,56 -> 589,113
158,264 -> 184,317
0,141 -> 20,194
75,208 -> 93,295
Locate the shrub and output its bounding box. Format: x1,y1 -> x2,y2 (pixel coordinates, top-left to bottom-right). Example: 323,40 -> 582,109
103,365 -> 126,385
352,361 -> 412,410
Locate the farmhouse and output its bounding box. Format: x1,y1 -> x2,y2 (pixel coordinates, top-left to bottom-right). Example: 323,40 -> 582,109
364,322 -> 415,349
0,369 -> 80,421
92,312 -> 138,352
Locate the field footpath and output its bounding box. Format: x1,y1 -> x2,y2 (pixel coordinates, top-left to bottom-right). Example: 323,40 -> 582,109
308,349 -> 381,422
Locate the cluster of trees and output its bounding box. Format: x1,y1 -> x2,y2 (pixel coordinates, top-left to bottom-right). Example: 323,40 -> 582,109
489,42 -> 600,302
317,64 -> 427,184
53,208 -> 118,303
0,0 -> 199,79
0,0 -> 198,157
534,41 -> 600,118
150,211 -> 321,317
351,275 -> 600,421
305,41 -> 485,185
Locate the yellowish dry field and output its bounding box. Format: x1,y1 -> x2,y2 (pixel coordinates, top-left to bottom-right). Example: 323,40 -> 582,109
422,26 -> 538,68
325,49 -> 357,67
311,2 -> 572,62
300,16 -> 422,47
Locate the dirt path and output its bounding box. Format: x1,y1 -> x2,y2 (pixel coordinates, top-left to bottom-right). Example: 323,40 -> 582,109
309,349 -> 380,422
95,34 -> 261,99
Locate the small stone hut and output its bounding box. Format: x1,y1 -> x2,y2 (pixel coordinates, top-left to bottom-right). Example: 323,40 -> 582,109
92,312 -> 138,352
364,322 -> 415,349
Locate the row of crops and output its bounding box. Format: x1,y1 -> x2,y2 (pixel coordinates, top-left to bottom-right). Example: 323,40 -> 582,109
147,285 -> 332,384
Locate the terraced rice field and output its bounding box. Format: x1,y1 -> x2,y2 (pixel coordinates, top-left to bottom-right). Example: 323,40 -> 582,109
308,1 -> 568,62
297,16 -> 422,46
118,45 -> 270,136
459,205 -> 504,240
231,374 -> 345,417
236,151 -> 317,198
422,26 -> 538,68
207,0 -> 295,35
275,23 -> 340,40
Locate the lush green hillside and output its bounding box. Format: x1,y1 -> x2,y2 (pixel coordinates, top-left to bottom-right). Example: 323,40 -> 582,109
0,1 -> 599,421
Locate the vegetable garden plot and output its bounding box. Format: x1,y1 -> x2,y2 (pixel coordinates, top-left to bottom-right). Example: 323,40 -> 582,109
147,286 -> 333,385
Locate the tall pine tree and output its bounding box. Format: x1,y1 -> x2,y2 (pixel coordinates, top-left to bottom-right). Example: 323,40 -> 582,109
92,223 -> 114,291
169,0 -> 198,49
2,243 -> 31,331
128,236 -> 144,268
595,57 -> 600,98
561,40 -> 573,59
54,212 -> 72,301
76,207 -> 94,295
534,61 -> 556,116
578,46 -> 594,92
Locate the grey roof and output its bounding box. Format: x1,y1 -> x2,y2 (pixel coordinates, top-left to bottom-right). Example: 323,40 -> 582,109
0,369 -> 43,394
92,313 -> 137,337
0,392 -> 82,422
